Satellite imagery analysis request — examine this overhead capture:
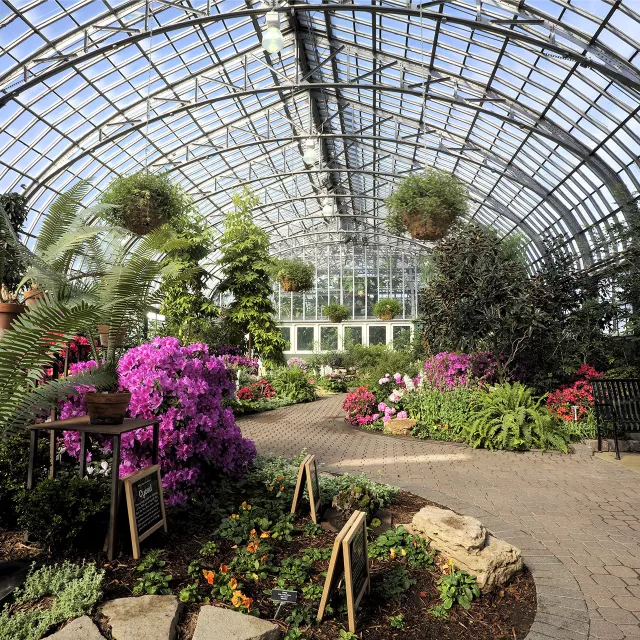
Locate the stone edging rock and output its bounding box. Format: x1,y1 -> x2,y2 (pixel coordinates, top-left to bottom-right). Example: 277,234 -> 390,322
322,464 -> 590,640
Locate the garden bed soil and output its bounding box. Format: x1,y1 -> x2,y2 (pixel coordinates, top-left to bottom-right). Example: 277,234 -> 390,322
2,491 -> 536,640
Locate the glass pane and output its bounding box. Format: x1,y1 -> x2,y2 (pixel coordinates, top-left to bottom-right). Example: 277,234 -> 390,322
344,326 -> 362,348
392,326 -> 411,350
297,326 -> 315,351
369,325 -> 387,346
280,327 -> 291,348
320,326 -> 338,351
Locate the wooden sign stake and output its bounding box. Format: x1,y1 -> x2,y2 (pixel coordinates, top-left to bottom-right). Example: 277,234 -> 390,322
290,454 -> 322,523
342,511 -> 371,633
317,510 -> 368,627
290,454 -> 311,515
123,464 -> 167,559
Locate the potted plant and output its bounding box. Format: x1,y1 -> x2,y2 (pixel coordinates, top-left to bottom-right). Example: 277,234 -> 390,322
386,169 -> 468,241
96,324 -> 127,348
23,282 -> 45,307
0,284 -> 26,332
322,302 -> 350,323
373,298 -> 403,321
100,170 -> 192,235
276,258 -> 314,292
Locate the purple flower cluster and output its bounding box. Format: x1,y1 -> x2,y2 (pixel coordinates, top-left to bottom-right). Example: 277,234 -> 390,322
423,351 -> 499,390
220,354 -> 259,375
60,337 -> 256,505
287,357 -> 309,372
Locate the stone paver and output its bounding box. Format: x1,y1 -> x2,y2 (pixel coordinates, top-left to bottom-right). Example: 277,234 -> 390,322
192,605 -> 280,640
238,395 -> 640,640
47,616 -> 105,640
101,595 -> 181,640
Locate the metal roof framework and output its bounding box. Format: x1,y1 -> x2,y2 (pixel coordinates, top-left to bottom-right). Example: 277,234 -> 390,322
1,0 -> 640,271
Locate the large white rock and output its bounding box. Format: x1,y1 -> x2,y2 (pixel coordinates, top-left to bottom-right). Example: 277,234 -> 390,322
192,605 -> 281,640
408,506 -> 522,591
101,595 -> 181,640
47,615 -> 105,640
384,418 -> 417,436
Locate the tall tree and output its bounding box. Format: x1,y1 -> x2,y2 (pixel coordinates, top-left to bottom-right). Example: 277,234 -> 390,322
215,189 -> 286,366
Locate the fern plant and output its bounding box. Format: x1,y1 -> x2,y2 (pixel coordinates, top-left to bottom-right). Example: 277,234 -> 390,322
463,382 -> 568,452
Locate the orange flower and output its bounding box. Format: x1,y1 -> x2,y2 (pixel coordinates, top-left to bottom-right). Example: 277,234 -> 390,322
202,570 -> 215,585
260,554 -> 269,563
250,529 -> 257,536
269,486 -> 274,492
247,541 -> 259,553
219,564 -> 228,574
243,596 -> 253,609
277,476 -> 284,482
228,578 -> 238,590
260,531 -> 271,538
279,485 -> 285,491
231,590 -> 244,607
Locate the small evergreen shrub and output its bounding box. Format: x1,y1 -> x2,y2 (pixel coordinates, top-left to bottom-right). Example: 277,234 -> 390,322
18,474 -> 110,550
322,303 -> 350,323
269,368 -> 316,403
463,382 -> 568,452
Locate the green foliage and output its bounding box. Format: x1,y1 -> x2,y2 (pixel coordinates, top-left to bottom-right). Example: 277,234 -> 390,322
373,566 -> 416,601
389,614 -> 406,629
0,193 -> 28,291
303,520 -> 323,538
100,170 -> 192,234
178,582 -> 200,603
403,387 -> 477,441
322,303 -> 350,322
276,258 -> 315,292
0,562 -> 104,640
136,548 -> 167,572
134,551 -> 172,595
427,603 -> 449,619
332,483 -> 384,517
373,298 -> 403,319
284,604 -> 316,627
17,474 -> 110,550
277,556 -> 314,585
200,541 -> 219,557
284,626 -> 308,640
216,189 -> 286,366
419,222 -> 532,375
0,433 -> 47,527
269,368 -> 316,403
369,526 -> 435,569
464,383 -> 568,452
320,473 -> 399,510
345,344 -> 423,390
339,631 -> 358,640
386,169 -> 468,240
436,566 -> 480,611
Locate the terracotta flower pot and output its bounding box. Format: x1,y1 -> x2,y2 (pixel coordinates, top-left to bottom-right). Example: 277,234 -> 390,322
379,312 -> 395,321
328,316 -> 344,324
0,303 -> 26,333
23,289 -> 45,307
97,325 -> 127,348
85,392 -> 131,425
401,212 -> 452,241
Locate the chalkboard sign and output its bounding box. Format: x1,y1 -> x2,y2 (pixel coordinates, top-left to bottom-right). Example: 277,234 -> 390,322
304,455 -> 322,524
342,511 -> 370,633
290,454 -> 311,515
123,465 -> 167,559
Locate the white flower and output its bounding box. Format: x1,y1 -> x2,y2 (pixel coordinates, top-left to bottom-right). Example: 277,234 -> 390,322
379,378 -> 389,385
403,375 -> 415,390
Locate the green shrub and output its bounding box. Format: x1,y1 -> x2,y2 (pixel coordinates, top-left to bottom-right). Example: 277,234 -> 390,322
100,171 -> 192,234
0,562 -> 104,640
269,368 -> 316,403
17,474 -> 110,550
369,525 -> 434,569
463,383 -> 568,452
0,434 -> 48,527
436,566 -> 480,611
373,298 -> 403,320
403,387 -> 477,441
322,303 -> 350,322
332,484 -> 382,517
320,473 -> 399,509
373,566 -> 415,601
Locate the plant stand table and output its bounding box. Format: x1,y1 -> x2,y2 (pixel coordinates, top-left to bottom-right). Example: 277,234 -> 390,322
26,416 -> 161,560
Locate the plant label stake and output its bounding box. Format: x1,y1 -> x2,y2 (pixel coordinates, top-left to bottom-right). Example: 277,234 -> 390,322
317,510 -> 370,632
123,464 -> 167,559
271,588 -> 298,620
290,454 -> 322,523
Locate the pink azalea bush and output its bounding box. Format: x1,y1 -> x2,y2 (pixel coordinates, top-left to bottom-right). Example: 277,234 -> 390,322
422,351 -> 499,390
342,386 -> 379,426
60,337 -> 256,505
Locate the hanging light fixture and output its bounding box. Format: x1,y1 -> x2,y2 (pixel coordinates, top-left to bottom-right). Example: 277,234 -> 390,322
322,197 -> 333,218
262,10 -> 284,54
302,138 -> 317,166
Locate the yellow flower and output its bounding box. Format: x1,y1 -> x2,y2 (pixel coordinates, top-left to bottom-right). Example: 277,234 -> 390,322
241,501 -> 252,511
230,514 -> 239,520
231,590 -> 244,607
401,549 -> 407,556
390,548 -> 396,559
260,531 -> 271,538
228,578 -> 238,590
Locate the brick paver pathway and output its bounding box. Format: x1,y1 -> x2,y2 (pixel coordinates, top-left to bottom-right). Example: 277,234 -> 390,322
238,394 -> 640,640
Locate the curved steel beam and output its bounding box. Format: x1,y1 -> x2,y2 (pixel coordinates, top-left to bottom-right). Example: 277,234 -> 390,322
3,3 -> 638,107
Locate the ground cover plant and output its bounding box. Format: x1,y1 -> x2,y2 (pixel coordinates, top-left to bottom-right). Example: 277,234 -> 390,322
0,455 -> 535,640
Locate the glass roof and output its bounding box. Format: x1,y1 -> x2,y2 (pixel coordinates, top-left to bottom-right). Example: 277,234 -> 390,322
1,0 -> 639,270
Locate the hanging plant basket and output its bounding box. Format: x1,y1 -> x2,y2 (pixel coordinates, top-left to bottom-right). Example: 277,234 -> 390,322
281,277 -> 299,292
379,312 -> 394,321
97,324 -> 127,348
401,211 -> 453,242
0,303 -> 26,333
276,258 -> 314,293
85,391 -> 131,425
373,298 -> 403,321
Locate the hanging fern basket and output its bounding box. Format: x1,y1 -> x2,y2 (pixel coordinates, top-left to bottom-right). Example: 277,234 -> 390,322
0,303 -> 26,333
401,211 -> 452,242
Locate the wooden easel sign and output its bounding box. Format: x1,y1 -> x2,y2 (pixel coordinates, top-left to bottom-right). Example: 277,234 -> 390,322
123,464 -> 167,559
290,454 -> 322,523
317,510 -> 370,633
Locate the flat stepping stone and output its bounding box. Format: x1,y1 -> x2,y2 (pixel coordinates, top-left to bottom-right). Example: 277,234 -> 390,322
47,615 -> 105,640
192,605 -> 280,640
101,595 -> 181,640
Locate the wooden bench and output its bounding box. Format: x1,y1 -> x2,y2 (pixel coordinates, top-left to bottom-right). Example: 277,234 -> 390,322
591,379 -> 640,460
